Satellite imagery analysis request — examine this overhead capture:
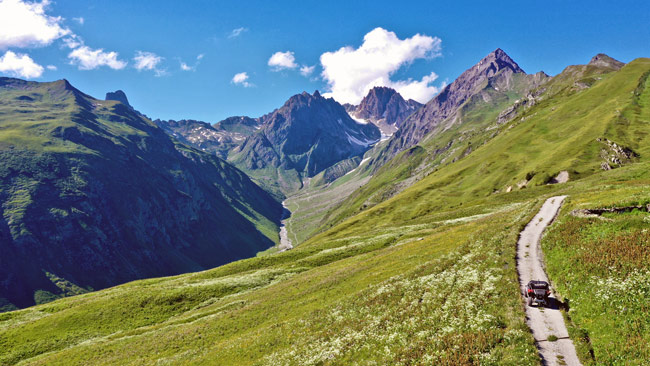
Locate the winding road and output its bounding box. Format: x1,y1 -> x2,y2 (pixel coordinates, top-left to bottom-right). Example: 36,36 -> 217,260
517,196 -> 582,366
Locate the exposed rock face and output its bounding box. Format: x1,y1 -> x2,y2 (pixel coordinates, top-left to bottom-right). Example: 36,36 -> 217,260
353,87 -> 422,134
588,53 -> 625,70
349,87 -> 422,135
0,77 -> 281,310
155,116 -> 261,159
376,49 -> 539,164
105,90 -> 132,109
497,73 -> 549,124
230,91 -> 380,190
598,137 -> 638,170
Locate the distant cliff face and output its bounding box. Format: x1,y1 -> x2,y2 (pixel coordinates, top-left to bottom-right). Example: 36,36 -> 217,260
0,78 -> 282,310
154,116 -> 261,159
347,87 -> 422,136
228,91 -> 380,193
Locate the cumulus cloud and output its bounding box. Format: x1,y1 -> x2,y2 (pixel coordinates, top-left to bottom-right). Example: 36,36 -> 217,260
390,72 -> 442,104
46,64 -> 56,70
268,51 -> 297,71
300,64 -> 315,77
68,45 -> 127,70
231,72 -> 253,87
320,27 -> 442,104
133,51 -> 166,76
0,0 -> 70,49
0,50 -> 44,78
73,17 -> 84,25
228,27 -> 248,39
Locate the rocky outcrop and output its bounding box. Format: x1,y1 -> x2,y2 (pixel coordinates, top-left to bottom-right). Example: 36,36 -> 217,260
598,138 -> 638,170
588,53 -> 625,70
105,90 -> 132,109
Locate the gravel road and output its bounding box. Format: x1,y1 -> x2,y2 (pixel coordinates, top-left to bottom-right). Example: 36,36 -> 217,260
517,196 -> 582,366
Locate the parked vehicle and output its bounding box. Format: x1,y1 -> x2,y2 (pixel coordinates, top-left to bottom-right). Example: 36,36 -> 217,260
526,280 -> 551,307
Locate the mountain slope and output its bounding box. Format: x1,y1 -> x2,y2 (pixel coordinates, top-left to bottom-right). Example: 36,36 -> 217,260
376,48 -> 529,164
229,91 -> 380,194
314,49 -> 549,232
1,57 -> 649,366
0,78 -> 282,310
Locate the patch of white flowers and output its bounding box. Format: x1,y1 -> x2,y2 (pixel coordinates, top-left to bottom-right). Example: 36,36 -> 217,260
593,269 -> 650,311
263,239 -> 528,365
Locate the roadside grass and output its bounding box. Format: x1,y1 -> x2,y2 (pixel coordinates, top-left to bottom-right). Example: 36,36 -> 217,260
541,164 -> 650,365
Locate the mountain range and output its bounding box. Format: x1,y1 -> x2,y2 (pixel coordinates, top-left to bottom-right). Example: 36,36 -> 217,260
2,47 -> 649,366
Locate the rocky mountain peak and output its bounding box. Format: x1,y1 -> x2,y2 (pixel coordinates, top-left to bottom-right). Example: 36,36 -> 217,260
375,48 -> 535,165
231,91 -> 380,183
588,53 -> 625,70
349,86 -> 422,135
477,48 -> 525,75
105,90 -> 132,109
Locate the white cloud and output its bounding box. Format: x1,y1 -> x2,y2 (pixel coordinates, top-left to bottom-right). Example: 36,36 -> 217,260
179,54 -> 204,71
46,64 -> 56,70
133,51 -> 161,70
73,17 -> 84,25
268,51 -> 297,71
68,45 -> 127,70
228,27 -> 248,39
300,64 -> 315,77
0,50 -> 44,78
133,51 -> 166,76
0,0 -> 70,49
320,27 -> 442,104
62,35 -> 82,49
180,62 -> 192,71
231,72 -> 253,87
390,72 -> 442,103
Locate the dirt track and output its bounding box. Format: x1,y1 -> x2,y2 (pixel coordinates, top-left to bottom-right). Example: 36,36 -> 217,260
517,196 -> 582,366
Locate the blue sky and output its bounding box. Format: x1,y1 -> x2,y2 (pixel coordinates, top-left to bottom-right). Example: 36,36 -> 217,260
1,0 -> 649,122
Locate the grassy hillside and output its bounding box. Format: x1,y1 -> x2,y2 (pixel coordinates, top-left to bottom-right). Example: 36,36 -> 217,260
0,78 -> 281,310
317,72 -> 548,234
320,59 -> 648,234
1,185 -> 549,365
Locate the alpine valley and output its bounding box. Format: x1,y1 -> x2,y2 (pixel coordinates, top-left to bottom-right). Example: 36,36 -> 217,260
1,47 -> 649,366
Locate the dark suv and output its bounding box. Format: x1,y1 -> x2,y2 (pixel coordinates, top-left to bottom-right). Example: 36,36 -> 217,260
526,280 -> 551,307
